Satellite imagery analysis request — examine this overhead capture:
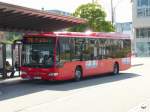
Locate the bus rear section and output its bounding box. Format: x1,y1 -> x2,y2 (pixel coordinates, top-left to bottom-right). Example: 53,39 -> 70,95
20,32 -> 131,81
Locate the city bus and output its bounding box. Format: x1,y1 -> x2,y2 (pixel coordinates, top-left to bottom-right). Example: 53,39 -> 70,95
20,32 -> 131,81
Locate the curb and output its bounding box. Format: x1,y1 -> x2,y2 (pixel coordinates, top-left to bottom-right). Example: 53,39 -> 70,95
0,77 -> 21,84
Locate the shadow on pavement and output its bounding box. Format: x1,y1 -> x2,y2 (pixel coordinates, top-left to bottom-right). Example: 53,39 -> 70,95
0,73 -> 140,101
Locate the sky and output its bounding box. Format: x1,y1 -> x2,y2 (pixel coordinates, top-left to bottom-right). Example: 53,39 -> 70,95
0,0 -> 132,23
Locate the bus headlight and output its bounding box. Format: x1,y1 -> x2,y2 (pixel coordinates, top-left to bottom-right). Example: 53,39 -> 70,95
48,73 -> 58,76
21,71 -> 27,75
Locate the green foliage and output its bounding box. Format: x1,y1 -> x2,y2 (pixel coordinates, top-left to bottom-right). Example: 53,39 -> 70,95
3,32 -> 22,44
69,3 -> 115,32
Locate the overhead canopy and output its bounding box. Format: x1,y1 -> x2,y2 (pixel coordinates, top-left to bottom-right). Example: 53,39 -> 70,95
0,2 -> 87,32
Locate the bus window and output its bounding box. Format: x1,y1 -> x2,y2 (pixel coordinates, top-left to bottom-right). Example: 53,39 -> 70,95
123,40 -> 131,57
89,39 -> 97,60
73,38 -> 83,61
22,37 -> 54,68
78,38 -> 89,61
98,39 -> 106,59
59,37 -> 71,63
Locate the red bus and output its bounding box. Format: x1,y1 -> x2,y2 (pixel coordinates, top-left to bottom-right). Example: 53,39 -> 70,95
20,32 -> 131,81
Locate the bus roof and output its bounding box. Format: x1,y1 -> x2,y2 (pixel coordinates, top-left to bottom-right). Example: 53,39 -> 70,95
24,32 -> 130,40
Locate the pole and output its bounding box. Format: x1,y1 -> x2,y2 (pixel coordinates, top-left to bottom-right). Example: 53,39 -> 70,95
2,44 -> 6,79
111,0 -> 114,25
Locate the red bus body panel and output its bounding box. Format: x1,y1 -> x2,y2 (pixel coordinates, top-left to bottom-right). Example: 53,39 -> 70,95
21,58 -> 131,81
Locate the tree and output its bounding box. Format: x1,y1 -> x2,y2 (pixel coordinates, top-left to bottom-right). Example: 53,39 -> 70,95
69,3 -> 114,32
3,32 -> 22,44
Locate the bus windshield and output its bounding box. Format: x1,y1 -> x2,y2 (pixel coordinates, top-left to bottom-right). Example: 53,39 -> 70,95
22,37 -> 54,68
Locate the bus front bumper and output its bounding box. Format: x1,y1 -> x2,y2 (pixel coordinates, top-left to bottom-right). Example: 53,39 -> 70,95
21,72 -> 61,81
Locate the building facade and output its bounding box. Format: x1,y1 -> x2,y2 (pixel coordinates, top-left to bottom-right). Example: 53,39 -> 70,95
133,0 -> 150,56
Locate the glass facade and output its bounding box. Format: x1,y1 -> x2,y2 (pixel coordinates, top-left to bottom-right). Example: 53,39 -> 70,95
136,28 -> 150,56
136,42 -> 150,56
135,1 -> 150,56
137,0 -> 150,17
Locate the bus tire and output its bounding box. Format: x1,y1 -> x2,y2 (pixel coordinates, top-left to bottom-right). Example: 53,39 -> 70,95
74,67 -> 82,81
113,63 -> 119,75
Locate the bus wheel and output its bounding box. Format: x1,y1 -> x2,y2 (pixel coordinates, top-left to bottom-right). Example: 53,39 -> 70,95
74,67 -> 82,81
113,63 -> 119,75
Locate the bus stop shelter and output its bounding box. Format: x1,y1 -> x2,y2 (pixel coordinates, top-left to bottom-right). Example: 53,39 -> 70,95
0,2 -> 87,79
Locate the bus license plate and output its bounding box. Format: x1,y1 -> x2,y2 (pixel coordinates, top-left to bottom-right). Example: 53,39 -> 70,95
34,76 -> 42,79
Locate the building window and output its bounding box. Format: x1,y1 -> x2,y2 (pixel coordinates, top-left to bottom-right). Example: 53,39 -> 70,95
137,0 -> 150,17
137,8 -> 150,17
138,0 -> 148,7
136,28 -> 150,38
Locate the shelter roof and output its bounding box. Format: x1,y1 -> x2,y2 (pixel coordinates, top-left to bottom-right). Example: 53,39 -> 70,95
0,2 -> 87,32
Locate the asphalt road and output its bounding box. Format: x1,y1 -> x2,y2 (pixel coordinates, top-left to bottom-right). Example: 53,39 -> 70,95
0,57 -> 150,112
